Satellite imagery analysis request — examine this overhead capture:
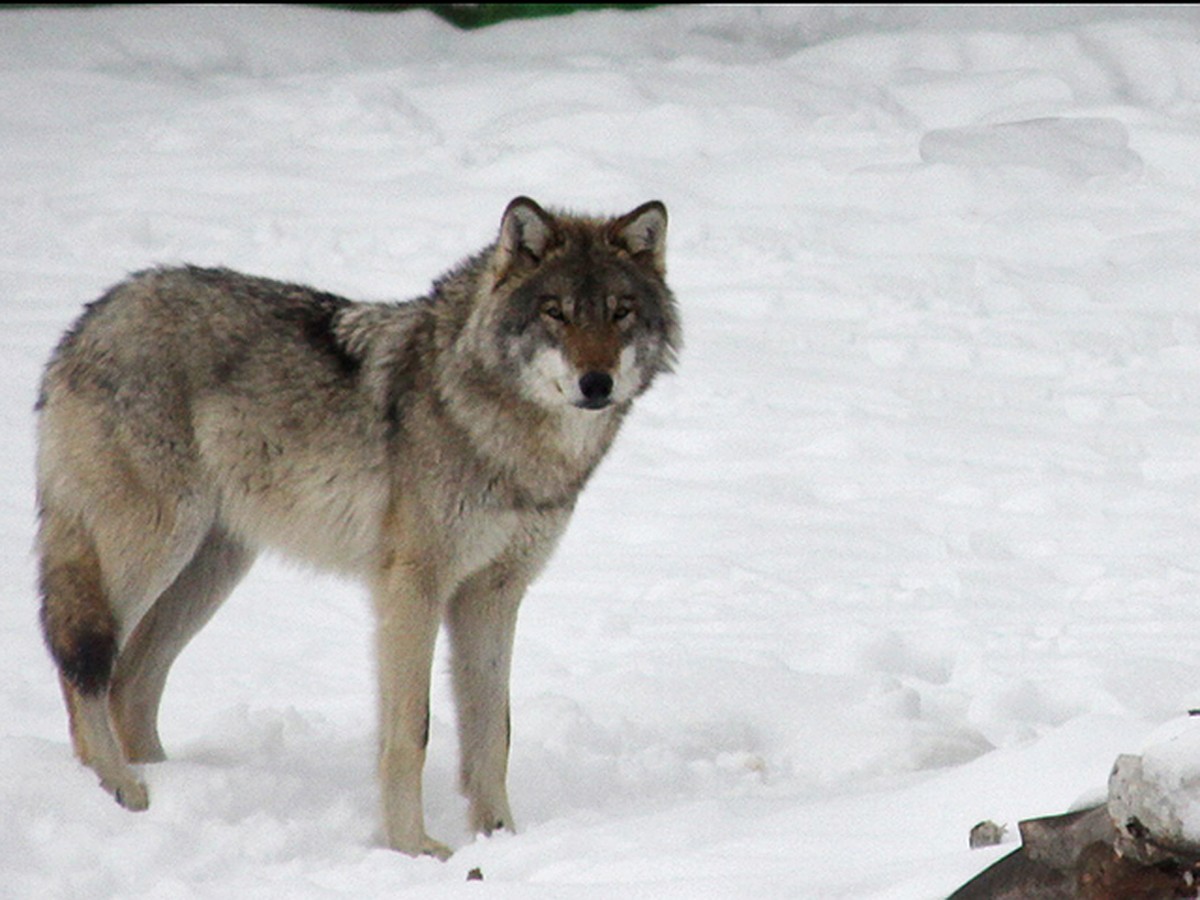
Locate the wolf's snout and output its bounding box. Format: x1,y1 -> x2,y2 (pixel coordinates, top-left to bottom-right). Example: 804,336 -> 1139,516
577,371 -> 614,409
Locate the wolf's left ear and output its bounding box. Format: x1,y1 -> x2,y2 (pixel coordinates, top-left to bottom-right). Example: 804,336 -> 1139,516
495,196 -> 560,283
608,201 -> 668,277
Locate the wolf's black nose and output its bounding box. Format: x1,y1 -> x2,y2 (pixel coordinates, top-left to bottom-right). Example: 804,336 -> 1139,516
578,371 -> 613,407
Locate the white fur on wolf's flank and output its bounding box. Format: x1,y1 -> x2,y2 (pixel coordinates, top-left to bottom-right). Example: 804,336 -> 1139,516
6,4 -> 1200,898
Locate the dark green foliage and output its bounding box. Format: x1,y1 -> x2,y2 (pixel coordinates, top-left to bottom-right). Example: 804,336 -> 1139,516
5,4 -> 669,30
298,4 -> 666,29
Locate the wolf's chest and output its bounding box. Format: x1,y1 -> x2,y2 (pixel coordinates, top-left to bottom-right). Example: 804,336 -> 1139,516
444,507 -> 525,585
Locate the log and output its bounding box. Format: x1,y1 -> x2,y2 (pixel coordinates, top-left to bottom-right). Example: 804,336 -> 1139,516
951,727 -> 1200,897
950,788 -> 1200,898
948,807 -> 1112,900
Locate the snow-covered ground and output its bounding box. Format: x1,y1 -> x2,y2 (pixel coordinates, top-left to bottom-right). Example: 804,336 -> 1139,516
4,5 -> 1200,896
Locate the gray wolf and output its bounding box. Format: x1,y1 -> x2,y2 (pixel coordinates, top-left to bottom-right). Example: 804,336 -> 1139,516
35,197 -> 680,858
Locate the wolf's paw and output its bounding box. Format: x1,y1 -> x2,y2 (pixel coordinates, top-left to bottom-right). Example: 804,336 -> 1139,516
469,800 -> 516,837
104,775 -> 149,811
478,816 -> 514,837
385,831 -> 454,860
421,837 -> 454,861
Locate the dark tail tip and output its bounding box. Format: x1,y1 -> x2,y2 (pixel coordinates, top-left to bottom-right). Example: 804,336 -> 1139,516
39,553 -> 119,696
60,628 -> 118,696
46,622 -> 118,696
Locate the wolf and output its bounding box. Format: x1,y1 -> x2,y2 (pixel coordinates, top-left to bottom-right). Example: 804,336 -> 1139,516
35,197 -> 680,858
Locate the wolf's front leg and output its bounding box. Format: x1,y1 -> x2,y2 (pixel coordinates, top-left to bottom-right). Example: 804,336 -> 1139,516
373,559 -> 452,860
446,561 -> 532,837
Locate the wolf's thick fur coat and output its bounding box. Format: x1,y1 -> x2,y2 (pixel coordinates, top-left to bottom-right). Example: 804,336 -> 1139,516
35,197 -> 680,857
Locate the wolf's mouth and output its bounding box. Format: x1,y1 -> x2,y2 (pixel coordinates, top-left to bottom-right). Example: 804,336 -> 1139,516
573,396 -> 612,411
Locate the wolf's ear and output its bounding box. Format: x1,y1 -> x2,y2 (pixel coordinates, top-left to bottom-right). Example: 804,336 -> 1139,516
608,201 -> 667,277
495,196 -> 560,283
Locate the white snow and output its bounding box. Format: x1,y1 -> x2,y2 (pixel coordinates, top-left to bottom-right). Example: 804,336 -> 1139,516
4,4 -> 1200,896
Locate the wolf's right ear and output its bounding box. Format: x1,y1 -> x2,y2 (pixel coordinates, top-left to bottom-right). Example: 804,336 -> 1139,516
494,197 -> 560,284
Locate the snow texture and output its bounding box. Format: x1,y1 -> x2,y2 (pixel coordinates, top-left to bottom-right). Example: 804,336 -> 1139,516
4,4 -> 1200,897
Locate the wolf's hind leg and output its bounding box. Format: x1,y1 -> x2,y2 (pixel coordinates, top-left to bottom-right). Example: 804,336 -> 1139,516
39,510 -> 148,810
110,527 -> 255,763
64,680 -> 150,810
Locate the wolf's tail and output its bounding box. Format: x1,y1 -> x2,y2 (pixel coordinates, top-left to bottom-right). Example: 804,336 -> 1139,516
37,505 -> 118,696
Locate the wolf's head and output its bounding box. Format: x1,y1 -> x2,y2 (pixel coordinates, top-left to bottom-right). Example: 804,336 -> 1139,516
476,197 -> 681,413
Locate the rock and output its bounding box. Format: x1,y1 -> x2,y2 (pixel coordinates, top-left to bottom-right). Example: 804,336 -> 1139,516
969,820 -> 1007,849
1109,753 -> 1200,867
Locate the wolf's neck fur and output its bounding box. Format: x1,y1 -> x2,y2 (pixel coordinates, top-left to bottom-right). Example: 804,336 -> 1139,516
434,357 -> 625,511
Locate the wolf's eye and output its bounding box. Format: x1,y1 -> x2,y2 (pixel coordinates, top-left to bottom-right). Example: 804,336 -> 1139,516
612,297 -> 636,322
539,297 -> 566,322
